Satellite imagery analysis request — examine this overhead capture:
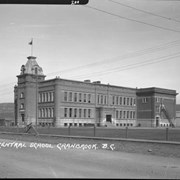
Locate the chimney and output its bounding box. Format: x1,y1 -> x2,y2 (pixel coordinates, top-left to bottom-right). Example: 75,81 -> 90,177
84,80 -> 91,83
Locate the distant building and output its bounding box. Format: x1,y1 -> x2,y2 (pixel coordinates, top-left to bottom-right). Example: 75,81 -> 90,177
14,56 -> 178,127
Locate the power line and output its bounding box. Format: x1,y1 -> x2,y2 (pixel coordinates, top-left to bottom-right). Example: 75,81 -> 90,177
46,39 -> 180,77
1,39 -> 180,91
67,52 -> 180,79
0,52 -> 179,97
109,0 -> 180,24
83,5 -> 180,33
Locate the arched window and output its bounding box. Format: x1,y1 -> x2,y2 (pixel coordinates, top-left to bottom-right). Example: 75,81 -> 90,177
35,67 -> 38,75
20,103 -> 24,109
20,92 -> 24,99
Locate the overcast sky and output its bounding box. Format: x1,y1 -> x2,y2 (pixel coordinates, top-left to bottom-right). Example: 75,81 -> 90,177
0,0 -> 180,103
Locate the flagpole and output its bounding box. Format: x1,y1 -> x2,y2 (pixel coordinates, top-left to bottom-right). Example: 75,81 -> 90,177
31,38 -> 33,56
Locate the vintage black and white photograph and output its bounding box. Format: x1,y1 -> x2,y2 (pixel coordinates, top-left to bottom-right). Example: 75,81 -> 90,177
0,0 -> 180,178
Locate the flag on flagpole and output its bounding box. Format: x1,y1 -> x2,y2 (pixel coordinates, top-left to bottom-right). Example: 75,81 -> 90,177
28,38 -> 33,56
29,39 -> 33,45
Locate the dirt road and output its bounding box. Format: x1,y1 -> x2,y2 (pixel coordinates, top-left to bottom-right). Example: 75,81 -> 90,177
0,138 -> 180,178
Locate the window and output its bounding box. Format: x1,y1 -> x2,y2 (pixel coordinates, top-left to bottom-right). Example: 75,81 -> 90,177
45,93 -> 48,102
79,93 -> 82,102
156,97 -> 160,102
49,92 -> 51,102
134,98 -> 136,106
119,111 -> 122,119
20,92 -> 24,99
74,108 -> 77,118
84,109 -> 87,118
97,94 -> 100,104
101,95 -> 103,104
130,98 -> 133,106
123,97 -> 126,105
49,108 -> 52,117
104,96 -> 107,105
119,97 -> 122,105
41,93 -> 43,102
133,111 -> 136,119
35,67 -> 38,75
123,111 -> 126,119
127,98 -> 129,106
47,108 -> 50,117
46,93 -> 49,102
130,111 -> 133,119
84,94 -> 86,103
69,92 -> 72,102
51,108 -> 54,118
45,108 -> 48,117
88,94 -> 91,103
127,111 -> 129,119
88,109 -> 91,118
142,97 -> 147,103
156,106 -> 159,112
49,92 -> 52,102
69,108 -> 72,117
41,109 -> 43,118
116,110 -> 119,119
64,108 -> 68,117
20,103 -> 24,109
79,109 -> 82,118
51,92 -> 54,101
74,93 -> 77,102
42,109 -> 44,118
43,93 -> 46,102
116,96 -> 119,105
112,96 -> 115,105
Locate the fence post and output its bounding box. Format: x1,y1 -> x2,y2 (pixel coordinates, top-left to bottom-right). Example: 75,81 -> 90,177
166,127 -> 169,141
68,124 -> 71,136
125,126 -> 128,138
94,124 -> 96,137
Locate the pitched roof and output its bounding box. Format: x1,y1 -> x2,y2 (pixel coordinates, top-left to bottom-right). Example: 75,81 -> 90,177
21,56 -> 44,76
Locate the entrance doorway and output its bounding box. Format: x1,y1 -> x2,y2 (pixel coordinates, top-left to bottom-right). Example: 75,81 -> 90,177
156,117 -> 159,127
106,115 -> 112,123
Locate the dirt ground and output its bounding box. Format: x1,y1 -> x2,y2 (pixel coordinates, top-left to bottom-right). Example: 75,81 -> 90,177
1,138 -> 180,178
